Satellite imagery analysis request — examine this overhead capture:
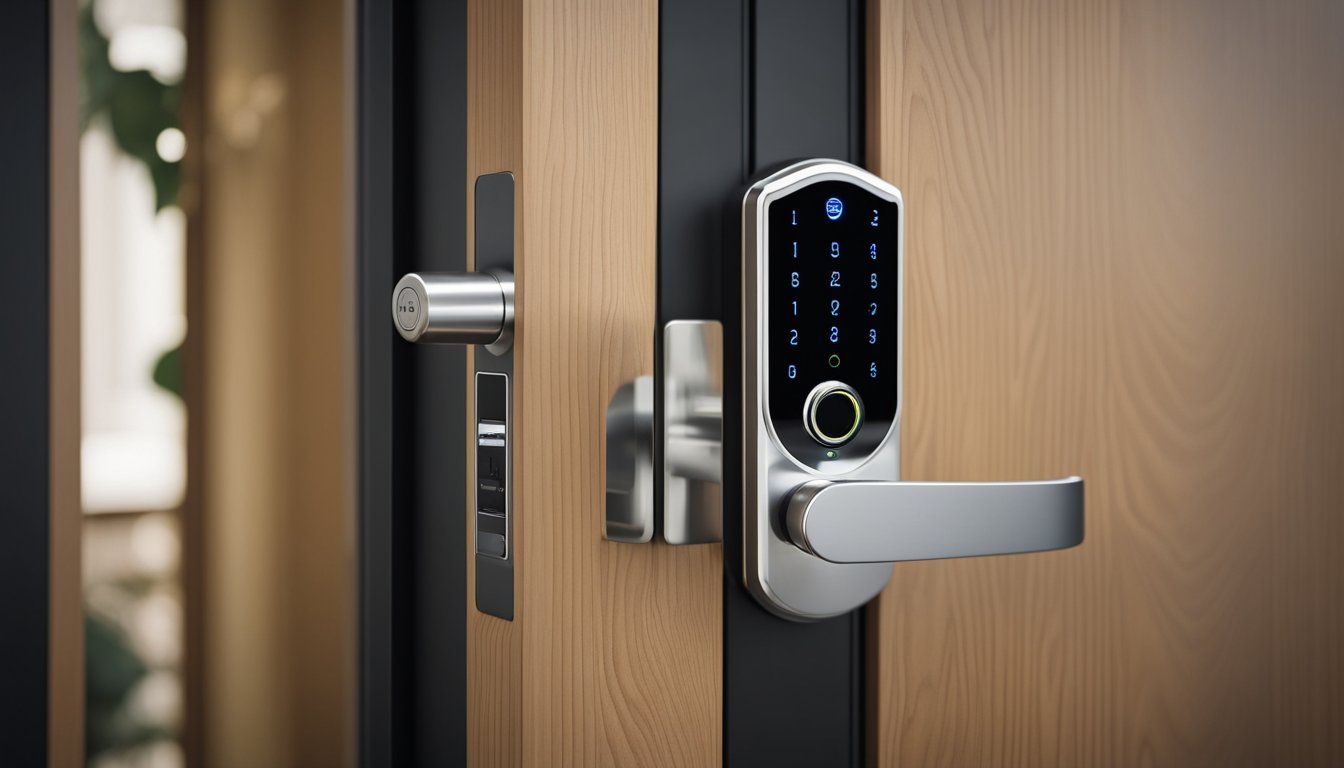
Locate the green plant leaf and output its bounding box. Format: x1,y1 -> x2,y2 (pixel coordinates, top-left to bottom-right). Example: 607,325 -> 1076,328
152,341 -> 184,400
80,3 -> 183,210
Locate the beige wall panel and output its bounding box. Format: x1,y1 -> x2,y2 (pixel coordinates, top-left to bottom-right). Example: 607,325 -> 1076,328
282,0 -> 352,764
202,0 -> 350,764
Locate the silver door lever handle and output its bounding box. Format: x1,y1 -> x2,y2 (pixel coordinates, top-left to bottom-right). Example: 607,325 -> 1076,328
786,477 -> 1084,564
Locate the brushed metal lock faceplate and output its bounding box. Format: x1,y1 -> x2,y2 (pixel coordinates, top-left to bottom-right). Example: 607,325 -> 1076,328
740,159 -> 1084,621
740,160 -> 905,620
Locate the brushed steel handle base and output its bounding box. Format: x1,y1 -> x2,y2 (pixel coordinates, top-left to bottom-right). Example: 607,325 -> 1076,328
604,320 -> 723,544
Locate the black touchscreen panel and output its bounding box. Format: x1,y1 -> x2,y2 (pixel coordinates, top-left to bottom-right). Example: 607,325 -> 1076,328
767,179 -> 899,465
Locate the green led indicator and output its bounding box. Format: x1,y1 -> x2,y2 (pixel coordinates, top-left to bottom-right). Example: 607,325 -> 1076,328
825,450 -> 838,459
828,354 -> 841,368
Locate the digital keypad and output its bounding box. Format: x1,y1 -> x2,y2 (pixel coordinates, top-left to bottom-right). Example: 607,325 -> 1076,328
767,179 -> 899,465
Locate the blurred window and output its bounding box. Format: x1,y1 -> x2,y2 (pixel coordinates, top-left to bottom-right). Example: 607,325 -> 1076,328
81,0 -> 188,766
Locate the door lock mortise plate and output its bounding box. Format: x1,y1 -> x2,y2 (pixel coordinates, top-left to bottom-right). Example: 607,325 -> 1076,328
390,171 -> 518,621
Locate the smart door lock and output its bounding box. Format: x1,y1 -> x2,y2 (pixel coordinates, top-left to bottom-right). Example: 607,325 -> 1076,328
394,165 -> 1083,624
605,159 -> 1083,621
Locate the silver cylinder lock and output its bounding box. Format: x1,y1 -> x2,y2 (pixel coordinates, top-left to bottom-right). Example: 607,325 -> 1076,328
392,269 -> 515,355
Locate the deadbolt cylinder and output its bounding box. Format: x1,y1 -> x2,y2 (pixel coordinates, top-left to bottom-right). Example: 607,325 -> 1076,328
392,270 -> 514,352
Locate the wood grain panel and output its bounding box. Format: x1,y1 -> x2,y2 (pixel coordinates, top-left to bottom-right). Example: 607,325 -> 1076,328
868,0 -> 1344,765
516,0 -> 722,764
466,0 -> 523,764
467,0 -> 722,764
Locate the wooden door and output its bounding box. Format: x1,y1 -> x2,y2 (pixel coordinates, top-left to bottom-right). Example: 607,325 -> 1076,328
464,0 -> 722,765
867,1 -> 1344,764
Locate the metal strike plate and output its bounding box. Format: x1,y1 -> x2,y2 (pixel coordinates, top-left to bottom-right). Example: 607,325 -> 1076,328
605,320 -> 723,544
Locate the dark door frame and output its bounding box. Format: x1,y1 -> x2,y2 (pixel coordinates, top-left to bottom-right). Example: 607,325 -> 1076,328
0,1 -> 53,764
356,0 -> 470,765
662,1 -> 867,764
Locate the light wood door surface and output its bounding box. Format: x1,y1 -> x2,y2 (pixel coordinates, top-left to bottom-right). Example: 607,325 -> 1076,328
465,0 -> 722,765
868,0 -> 1344,764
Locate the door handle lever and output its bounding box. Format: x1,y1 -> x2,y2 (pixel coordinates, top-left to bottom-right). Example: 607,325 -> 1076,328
786,477 -> 1084,564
